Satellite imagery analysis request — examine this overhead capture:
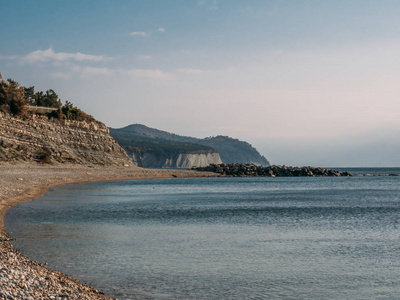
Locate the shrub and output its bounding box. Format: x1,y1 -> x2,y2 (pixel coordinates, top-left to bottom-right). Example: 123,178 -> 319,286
0,79 -> 28,116
36,148 -> 53,164
61,101 -> 96,122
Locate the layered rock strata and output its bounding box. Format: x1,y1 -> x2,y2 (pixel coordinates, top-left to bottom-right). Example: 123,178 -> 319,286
192,163 -> 354,177
0,111 -> 132,166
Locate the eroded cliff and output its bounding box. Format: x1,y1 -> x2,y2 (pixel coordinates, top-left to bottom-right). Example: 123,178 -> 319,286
110,124 -> 270,167
130,150 -> 222,168
0,111 -> 132,166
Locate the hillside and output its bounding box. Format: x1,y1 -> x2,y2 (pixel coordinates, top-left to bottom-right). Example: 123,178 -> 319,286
200,136 -> 270,165
109,128 -> 222,168
0,79 -> 131,166
110,124 -> 270,167
0,111 -> 132,165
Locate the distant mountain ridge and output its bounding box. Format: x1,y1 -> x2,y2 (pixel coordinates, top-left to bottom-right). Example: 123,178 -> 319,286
109,124 -> 270,168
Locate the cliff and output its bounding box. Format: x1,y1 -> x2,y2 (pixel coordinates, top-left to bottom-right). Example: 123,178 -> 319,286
110,124 -> 270,167
0,111 -> 132,166
130,149 -> 222,168
109,128 -> 222,168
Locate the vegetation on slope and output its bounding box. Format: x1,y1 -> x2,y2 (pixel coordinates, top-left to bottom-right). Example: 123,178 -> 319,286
109,128 -> 216,157
111,124 -> 270,166
0,78 -> 95,122
200,135 -> 270,165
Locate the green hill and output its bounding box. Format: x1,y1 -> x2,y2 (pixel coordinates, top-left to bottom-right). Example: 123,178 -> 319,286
110,124 -> 270,167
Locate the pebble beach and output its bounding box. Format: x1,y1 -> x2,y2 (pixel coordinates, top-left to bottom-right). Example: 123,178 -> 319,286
0,163 -> 216,299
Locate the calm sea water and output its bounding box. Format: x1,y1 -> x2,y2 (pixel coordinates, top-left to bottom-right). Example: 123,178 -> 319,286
5,168 -> 400,299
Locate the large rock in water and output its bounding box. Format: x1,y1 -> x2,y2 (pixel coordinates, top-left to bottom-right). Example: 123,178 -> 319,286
0,111 -> 132,166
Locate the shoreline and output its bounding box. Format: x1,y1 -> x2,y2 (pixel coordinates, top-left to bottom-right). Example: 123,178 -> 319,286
0,163 -> 217,299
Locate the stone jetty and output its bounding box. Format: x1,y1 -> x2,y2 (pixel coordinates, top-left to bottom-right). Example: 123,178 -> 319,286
192,163 -> 354,177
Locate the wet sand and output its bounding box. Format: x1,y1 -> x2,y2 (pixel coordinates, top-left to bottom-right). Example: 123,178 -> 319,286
0,163 -> 216,299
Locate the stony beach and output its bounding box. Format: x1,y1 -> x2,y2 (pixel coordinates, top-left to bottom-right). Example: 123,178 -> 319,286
0,163 -> 216,299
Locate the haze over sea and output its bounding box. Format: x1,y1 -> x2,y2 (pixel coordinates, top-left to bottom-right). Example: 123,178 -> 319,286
5,168 -> 400,300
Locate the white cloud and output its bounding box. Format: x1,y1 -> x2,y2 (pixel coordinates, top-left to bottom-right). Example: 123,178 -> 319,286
22,47 -> 108,64
137,55 -> 152,61
126,69 -> 173,80
197,0 -> 218,9
52,72 -> 73,80
66,65 -> 173,80
178,68 -> 204,74
130,31 -> 149,37
72,66 -> 111,77
0,54 -> 19,60
130,28 -> 164,37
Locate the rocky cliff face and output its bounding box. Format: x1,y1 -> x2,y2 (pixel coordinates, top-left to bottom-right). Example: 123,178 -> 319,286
0,111 -> 132,166
174,152 -> 222,168
129,149 -> 222,168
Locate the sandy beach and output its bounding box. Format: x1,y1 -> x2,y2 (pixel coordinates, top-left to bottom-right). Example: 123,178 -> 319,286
0,163 -> 216,299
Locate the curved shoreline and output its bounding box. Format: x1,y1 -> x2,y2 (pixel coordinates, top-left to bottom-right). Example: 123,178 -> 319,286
0,163 -> 217,299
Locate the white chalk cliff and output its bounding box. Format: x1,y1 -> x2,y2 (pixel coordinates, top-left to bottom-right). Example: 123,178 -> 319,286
130,151 -> 222,168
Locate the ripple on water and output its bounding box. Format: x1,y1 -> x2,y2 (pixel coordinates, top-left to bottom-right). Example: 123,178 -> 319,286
5,174 -> 400,299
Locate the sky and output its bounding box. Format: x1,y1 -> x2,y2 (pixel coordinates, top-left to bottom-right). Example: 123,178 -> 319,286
1,0 -> 400,167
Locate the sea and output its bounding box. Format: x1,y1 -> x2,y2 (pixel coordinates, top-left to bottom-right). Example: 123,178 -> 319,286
4,168 -> 400,300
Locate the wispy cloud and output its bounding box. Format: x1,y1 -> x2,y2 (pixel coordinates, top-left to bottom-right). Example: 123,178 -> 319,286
0,48 -> 110,65
21,47 -> 109,64
137,55 -> 152,61
129,31 -> 149,37
0,54 -> 19,60
66,65 -> 173,80
130,28 -> 165,37
52,72 -> 73,80
198,0 -> 218,9
178,68 -> 205,74
126,69 -> 173,80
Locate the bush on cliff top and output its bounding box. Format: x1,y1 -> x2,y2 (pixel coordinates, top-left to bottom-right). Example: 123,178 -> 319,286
24,86 -> 62,108
0,79 -> 27,116
59,101 -> 96,122
0,78 -> 95,122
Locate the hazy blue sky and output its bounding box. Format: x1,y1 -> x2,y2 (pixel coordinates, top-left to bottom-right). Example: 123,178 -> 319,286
1,0 -> 400,166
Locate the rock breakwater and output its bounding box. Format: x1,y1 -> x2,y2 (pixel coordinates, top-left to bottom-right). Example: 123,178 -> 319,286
192,163 -> 354,177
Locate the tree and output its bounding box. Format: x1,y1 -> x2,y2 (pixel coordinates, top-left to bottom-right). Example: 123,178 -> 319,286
61,101 -> 95,122
0,79 -> 27,116
24,86 -> 35,105
43,89 -> 62,108
23,86 -> 62,108
1,78 -> 94,121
